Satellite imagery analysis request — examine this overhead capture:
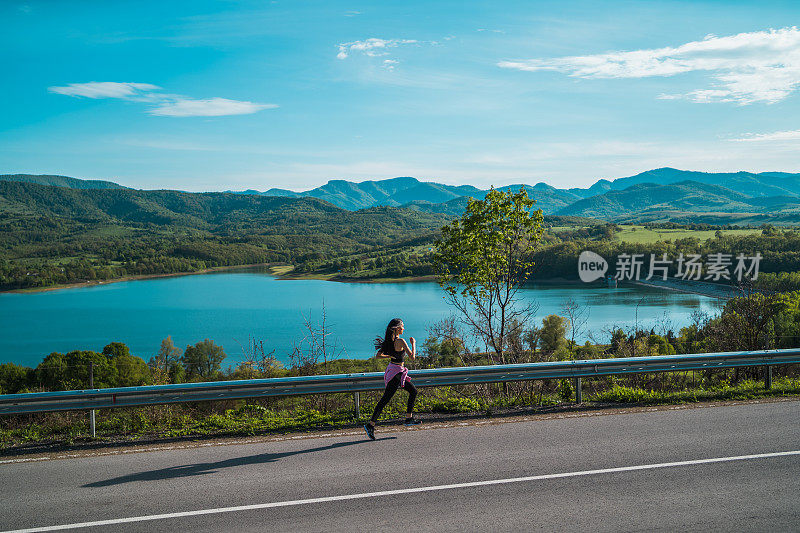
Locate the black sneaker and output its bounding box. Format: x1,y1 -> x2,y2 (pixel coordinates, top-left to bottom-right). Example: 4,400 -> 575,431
364,423 -> 375,440
404,417 -> 421,426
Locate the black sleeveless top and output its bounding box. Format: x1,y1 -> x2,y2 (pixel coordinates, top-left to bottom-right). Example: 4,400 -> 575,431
386,340 -> 404,364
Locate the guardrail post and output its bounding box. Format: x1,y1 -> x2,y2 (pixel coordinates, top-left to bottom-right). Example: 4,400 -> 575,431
353,391 -> 361,417
574,377 -> 582,403
89,362 -> 96,438
764,366 -> 772,390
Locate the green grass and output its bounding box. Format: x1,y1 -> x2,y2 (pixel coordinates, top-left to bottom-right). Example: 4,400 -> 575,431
593,377 -> 800,404
2,377 -> 798,450
614,225 -> 761,244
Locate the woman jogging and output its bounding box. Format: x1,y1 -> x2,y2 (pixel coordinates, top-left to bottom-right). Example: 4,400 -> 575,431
364,318 -> 420,440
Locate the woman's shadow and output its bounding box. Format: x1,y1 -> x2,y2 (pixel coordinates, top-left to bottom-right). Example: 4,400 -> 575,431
84,436 -> 395,488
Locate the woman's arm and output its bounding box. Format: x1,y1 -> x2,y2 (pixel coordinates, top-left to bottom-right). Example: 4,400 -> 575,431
396,338 -> 416,360
375,349 -> 390,358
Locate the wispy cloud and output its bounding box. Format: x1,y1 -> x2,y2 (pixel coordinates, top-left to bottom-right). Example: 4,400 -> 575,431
149,97 -> 277,117
336,38 -> 419,60
48,82 -> 161,100
48,81 -> 277,117
499,27 -> 800,105
732,129 -> 800,142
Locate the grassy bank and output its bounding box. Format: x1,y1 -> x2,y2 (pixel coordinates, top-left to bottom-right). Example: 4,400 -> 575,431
269,264 -> 436,283
3,376 -> 798,451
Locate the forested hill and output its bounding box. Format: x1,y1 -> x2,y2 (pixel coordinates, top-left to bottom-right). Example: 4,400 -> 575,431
555,180 -> 800,224
243,177 -> 485,211
0,180 -> 450,235
558,180 -> 755,217
0,181 -> 452,290
0,174 -> 128,190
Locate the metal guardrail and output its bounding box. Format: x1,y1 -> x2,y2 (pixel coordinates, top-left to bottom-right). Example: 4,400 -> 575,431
1,349 -> 798,415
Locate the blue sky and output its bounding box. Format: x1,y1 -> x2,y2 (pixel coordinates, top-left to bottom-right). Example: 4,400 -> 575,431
1,0 -> 799,191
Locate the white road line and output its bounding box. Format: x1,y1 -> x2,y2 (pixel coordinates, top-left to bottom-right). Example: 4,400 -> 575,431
4,450 -> 799,533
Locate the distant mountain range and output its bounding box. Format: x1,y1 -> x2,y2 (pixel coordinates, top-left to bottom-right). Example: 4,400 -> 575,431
228,168 -> 800,224
4,168 -> 800,224
235,177 -> 587,213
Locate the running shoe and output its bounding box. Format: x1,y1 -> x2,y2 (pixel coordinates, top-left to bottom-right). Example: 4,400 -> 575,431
364,423 -> 375,440
404,417 -> 421,426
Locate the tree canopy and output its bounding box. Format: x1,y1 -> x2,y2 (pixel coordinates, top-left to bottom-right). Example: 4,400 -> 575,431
434,187 -> 543,363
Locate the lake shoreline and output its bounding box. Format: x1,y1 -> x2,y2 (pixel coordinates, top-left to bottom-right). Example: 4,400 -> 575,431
2,263 -> 278,295
3,263 -> 737,300
271,268 -> 733,300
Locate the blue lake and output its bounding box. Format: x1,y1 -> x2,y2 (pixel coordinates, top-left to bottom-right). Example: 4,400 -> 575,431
0,269 -> 721,368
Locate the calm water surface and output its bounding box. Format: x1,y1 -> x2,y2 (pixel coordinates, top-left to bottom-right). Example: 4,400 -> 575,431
0,269 -> 721,367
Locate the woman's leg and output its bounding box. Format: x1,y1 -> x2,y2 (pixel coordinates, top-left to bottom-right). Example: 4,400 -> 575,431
369,374 -> 402,425
403,380 -> 418,417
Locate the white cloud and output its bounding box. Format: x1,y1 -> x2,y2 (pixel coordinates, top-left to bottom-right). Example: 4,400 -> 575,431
499,27 -> 800,104
732,130 -> 800,142
48,82 -> 161,99
382,59 -> 399,71
148,97 -> 277,117
336,38 -> 419,59
49,81 -> 276,117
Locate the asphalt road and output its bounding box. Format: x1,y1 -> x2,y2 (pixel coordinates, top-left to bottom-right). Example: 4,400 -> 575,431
2,400 -> 799,532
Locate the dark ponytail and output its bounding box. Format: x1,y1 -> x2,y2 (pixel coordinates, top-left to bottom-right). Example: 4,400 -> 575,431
374,318 -> 403,353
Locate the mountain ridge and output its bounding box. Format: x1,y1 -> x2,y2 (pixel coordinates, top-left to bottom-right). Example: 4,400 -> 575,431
6,168 -> 800,224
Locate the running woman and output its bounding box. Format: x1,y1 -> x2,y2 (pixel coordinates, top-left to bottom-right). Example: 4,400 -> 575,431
364,318 -> 420,440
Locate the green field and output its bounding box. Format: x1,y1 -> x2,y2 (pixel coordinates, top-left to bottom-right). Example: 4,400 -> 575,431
614,225 -> 761,244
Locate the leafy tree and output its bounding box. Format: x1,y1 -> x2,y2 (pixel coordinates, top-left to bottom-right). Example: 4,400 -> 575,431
0,363 -> 33,394
102,342 -> 130,358
420,316 -> 472,367
540,314 -> 568,355
150,336 -> 182,378
434,188 -> 543,364
35,350 -> 116,391
648,334 -> 676,355
610,328 -> 627,355
100,342 -> 150,387
523,325 -> 542,360
168,361 -> 185,384
707,292 -> 786,351
182,339 -> 227,380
